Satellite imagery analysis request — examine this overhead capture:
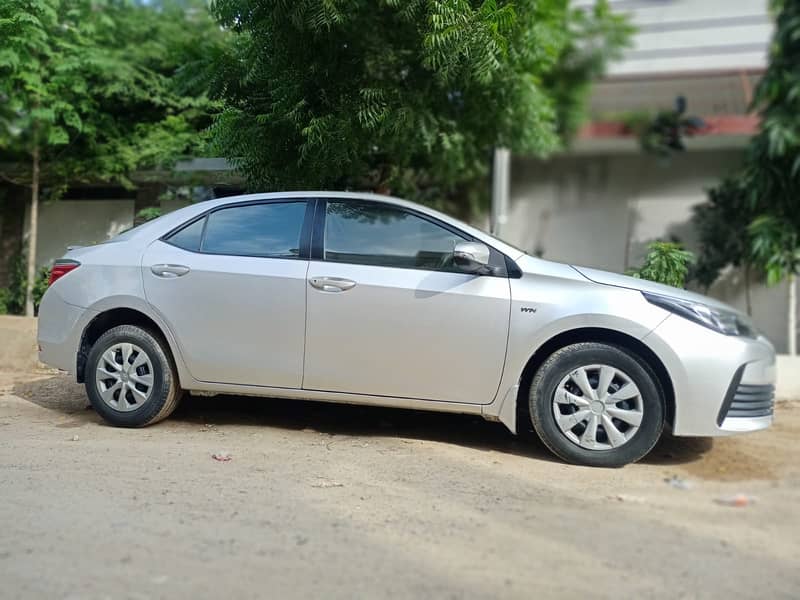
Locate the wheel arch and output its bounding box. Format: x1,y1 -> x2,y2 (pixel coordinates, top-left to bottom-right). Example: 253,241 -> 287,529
77,304 -> 185,386
515,327 -> 676,429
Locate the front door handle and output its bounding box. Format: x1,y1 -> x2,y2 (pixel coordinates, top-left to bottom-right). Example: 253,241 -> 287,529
309,276 -> 356,292
151,264 -> 190,278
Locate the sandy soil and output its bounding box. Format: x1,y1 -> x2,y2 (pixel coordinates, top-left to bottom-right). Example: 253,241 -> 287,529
1,368 -> 799,599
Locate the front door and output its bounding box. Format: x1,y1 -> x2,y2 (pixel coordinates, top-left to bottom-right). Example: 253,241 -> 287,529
303,200 -> 511,404
142,199 -> 311,388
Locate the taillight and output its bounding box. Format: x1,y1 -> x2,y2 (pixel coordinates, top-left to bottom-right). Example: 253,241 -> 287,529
49,260 -> 81,286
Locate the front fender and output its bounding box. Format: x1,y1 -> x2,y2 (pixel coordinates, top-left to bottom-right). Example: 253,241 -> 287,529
482,272 -> 669,429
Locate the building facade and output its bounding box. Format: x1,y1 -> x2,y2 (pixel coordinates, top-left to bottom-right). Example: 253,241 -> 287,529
503,0 -> 796,351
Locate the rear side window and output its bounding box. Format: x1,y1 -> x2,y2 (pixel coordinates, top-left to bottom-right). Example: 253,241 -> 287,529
201,201 -> 306,257
166,218 -> 205,251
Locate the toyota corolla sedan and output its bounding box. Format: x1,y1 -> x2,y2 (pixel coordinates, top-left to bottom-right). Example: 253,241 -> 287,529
37,192 -> 775,467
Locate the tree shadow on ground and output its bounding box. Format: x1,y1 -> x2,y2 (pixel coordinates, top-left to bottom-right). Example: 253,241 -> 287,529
13,374 -> 712,466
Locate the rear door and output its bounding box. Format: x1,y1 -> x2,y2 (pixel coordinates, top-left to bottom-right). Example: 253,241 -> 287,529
302,200 -> 511,404
142,199 -> 313,388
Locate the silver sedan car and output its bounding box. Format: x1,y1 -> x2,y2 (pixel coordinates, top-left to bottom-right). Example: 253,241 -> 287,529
37,192 -> 775,467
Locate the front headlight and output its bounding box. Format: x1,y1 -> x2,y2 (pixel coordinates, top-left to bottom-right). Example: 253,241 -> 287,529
643,292 -> 757,337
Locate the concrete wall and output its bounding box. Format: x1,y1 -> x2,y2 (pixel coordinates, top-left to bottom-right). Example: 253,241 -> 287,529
23,196 -> 193,270
0,316 -> 40,372
575,0 -> 771,77
507,150 -> 795,353
24,200 -> 135,268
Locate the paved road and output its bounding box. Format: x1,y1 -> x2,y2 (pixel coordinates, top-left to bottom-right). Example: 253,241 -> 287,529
1,371 -> 799,599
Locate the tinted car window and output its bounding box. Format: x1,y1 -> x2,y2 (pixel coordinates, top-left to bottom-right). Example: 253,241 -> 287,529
324,201 -> 467,271
166,217 -> 205,251
202,202 -> 306,257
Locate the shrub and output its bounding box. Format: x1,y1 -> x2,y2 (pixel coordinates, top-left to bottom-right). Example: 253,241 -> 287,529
0,257 -> 51,315
629,242 -> 695,288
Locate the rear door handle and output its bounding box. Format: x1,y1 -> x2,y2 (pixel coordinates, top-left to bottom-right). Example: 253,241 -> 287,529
309,277 -> 356,292
151,264 -> 190,278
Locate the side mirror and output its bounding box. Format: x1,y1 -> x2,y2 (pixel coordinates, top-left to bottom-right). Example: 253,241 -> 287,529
453,241 -> 491,274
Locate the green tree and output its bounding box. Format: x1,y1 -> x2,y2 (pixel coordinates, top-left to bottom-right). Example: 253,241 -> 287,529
209,0 -> 630,217
750,216 -> 800,354
0,0 -> 88,315
629,242 -> 694,289
692,178 -> 760,314
544,0 -> 633,138
0,0 -> 222,315
744,0 -> 800,354
750,217 -> 800,286
699,0 -> 799,353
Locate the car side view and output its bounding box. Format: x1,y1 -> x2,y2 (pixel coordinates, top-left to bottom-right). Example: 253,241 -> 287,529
37,192 -> 776,467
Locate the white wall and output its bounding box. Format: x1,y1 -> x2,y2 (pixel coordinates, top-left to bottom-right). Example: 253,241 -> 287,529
575,0 -> 771,76
24,194 -> 195,270
507,150 -> 794,352
25,200 -> 135,268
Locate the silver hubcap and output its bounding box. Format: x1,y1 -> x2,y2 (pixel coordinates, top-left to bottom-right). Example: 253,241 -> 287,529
95,343 -> 154,412
552,364 -> 643,450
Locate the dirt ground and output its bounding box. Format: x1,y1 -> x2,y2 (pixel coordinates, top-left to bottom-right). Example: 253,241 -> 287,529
1,368 -> 799,599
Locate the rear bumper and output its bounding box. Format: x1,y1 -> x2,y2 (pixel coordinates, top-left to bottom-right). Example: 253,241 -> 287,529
37,288 -> 96,373
643,314 -> 775,437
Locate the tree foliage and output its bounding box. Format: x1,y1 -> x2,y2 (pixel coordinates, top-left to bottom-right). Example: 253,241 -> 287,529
695,0 -> 800,350
0,0 -> 225,314
0,0 -> 224,190
209,0 -> 630,216
544,1 -> 633,138
136,206 -> 163,222
745,0 -> 800,223
0,254 -> 48,315
692,177 -> 759,291
629,242 -> 694,289
750,215 -> 800,286
700,0 -> 800,288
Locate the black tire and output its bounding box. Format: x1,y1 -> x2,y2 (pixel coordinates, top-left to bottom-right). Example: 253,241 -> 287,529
529,342 -> 664,467
85,324 -> 181,427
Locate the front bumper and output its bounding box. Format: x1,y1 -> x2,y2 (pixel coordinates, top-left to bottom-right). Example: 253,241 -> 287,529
643,314 -> 775,437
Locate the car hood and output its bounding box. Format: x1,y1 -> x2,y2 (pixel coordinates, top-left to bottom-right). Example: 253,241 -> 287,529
570,265 -> 737,312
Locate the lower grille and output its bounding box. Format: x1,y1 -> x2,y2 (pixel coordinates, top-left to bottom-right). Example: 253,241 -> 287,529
725,384 -> 775,418
718,365 -> 775,424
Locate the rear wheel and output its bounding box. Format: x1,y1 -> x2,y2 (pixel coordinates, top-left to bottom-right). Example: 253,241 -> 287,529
529,342 -> 664,467
86,325 -> 181,427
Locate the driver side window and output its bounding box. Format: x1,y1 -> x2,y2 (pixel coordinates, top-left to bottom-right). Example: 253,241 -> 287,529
323,201 -> 468,272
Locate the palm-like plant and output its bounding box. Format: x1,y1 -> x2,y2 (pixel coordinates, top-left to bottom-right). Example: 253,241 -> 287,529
630,242 -> 695,289
750,216 -> 800,354
699,0 -> 800,354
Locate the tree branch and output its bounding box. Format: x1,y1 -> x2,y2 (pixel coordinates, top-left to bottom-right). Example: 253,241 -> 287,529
0,171 -> 30,188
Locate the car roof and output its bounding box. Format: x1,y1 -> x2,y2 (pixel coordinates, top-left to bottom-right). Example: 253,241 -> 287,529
127,191 -> 526,260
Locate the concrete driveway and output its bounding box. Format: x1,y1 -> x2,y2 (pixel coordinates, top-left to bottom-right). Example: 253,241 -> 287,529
1,368 -> 799,599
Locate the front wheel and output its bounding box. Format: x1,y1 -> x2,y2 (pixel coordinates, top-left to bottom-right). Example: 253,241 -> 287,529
86,325 -> 182,427
529,342 -> 664,467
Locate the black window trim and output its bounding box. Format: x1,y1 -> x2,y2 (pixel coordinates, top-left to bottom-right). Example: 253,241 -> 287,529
160,197 -> 316,260
315,198 -> 519,278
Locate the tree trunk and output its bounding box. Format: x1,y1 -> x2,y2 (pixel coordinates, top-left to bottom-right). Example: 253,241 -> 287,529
24,145 -> 39,317
743,263 -> 753,317
789,272 -> 797,356
490,147 -> 510,238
